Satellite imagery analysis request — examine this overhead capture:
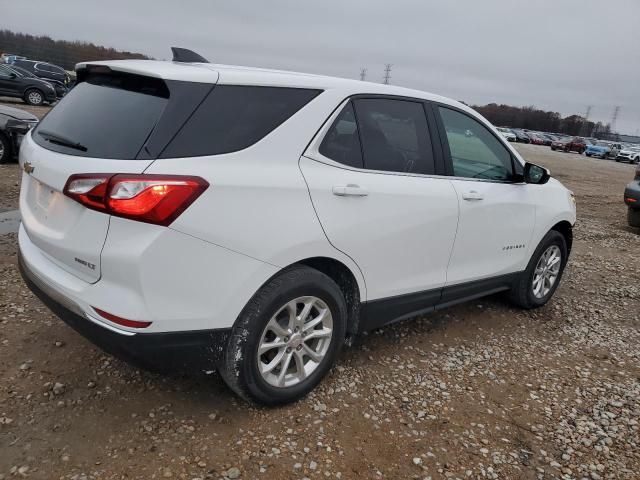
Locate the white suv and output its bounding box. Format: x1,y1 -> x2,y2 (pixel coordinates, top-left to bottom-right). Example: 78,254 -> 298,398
18,50 -> 576,405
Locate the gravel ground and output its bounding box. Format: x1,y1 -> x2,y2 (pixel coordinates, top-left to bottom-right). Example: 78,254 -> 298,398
0,144 -> 639,480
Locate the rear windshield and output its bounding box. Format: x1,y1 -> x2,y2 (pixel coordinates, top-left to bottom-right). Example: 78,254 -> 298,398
34,73 -> 169,159
33,72 -> 321,160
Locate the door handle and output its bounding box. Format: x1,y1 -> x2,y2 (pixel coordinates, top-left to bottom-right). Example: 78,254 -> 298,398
462,190 -> 484,201
332,184 -> 369,197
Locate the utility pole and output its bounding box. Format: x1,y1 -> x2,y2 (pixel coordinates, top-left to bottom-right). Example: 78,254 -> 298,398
359,67 -> 367,81
610,106 -> 620,134
383,64 -> 392,85
580,106 -> 592,137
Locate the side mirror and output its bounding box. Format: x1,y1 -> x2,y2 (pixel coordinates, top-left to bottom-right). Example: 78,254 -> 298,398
524,162 -> 550,184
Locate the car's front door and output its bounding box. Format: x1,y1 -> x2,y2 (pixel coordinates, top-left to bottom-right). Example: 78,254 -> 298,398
0,65 -> 17,96
301,98 -> 459,326
434,105 -> 536,288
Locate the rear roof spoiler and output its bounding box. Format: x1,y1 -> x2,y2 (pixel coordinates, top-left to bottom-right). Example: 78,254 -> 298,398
171,47 -> 209,63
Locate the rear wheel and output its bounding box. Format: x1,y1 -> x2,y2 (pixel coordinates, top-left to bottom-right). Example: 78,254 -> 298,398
219,266 -> 347,405
0,133 -> 12,164
24,88 -> 44,106
628,208 -> 640,228
509,230 -> 568,309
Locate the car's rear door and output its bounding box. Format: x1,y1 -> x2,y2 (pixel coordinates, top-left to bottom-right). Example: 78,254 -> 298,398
301,96 -> 459,327
433,105 -> 536,291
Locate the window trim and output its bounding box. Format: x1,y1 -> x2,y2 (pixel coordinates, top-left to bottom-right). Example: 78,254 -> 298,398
432,102 -> 525,184
306,94 -> 447,178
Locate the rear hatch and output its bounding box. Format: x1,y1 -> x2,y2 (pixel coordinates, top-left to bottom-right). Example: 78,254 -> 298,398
19,66 -> 216,282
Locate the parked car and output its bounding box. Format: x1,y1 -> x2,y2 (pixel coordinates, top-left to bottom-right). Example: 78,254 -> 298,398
562,137 -> 587,154
538,134 -> 556,146
12,59 -> 69,98
18,51 -> 576,405
585,141 -> 613,159
496,127 -> 516,142
526,132 -> 545,145
511,129 -> 531,143
0,64 -> 57,105
624,164 -> 640,227
0,104 -> 39,163
616,146 -> 640,164
10,65 -> 67,98
550,137 -> 570,151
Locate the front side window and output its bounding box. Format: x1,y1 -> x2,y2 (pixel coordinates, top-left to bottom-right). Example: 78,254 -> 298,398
354,98 -> 434,174
319,101 -> 363,168
0,65 -> 13,78
438,107 -> 514,181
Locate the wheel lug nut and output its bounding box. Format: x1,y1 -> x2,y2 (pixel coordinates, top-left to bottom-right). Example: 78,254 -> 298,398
286,347 -> 292,353
294,327 -> 299,332
296,345 -> 302,351
284,336 -> 289,342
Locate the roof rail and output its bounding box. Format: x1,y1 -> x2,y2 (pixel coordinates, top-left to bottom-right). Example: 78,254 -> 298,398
171,47 -> 209,63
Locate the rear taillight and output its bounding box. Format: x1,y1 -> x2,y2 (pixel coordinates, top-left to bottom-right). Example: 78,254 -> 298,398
92,307 -> 152,329
63,174 -> 209,226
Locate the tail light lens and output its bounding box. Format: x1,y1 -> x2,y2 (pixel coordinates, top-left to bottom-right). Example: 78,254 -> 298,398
92,307 -> 152,329
64,174 -> 209,226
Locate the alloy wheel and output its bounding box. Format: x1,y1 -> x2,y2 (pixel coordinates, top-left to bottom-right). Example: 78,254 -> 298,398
28,91 -> 43,105
257,296 -> 333,388
532,245 -> 562,299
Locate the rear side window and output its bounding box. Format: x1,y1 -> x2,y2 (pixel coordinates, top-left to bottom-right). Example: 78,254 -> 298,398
353,98 -> 434,174
319,102 -> 363,168
160,85 -> 321,158
33,73 -> 169,159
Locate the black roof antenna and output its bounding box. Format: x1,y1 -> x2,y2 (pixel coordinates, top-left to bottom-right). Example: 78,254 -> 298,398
171,47 -> 209,63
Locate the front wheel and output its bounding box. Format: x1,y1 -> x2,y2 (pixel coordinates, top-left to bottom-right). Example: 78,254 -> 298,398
24,88 -> 44,106
509,230 -> 568,309
219,266 -> 347,406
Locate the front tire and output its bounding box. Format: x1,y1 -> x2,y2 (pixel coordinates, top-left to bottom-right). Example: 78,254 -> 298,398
219,266 -> 347,406
0,133 -> 12,164
24,88 -> 45,106
509,230 -> 568,309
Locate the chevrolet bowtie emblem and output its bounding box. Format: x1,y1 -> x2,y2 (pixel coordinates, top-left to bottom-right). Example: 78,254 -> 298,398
23,161 -> 35,174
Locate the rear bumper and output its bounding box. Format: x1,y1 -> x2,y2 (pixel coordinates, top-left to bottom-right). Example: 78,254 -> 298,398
19,250 -> 231,373
624,181 -> 640,208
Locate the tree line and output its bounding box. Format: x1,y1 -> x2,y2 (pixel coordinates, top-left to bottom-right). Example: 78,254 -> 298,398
0,30 -> 150,71
472,103 -> 611,137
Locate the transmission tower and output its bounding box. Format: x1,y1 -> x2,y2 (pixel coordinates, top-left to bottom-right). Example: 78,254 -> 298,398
383,64 -> 392,84
580,106 -> 592,137
359,67 -> 367,81
610,106 -> 620,134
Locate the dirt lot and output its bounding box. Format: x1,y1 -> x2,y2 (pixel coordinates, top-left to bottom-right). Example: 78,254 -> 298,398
0,141 -> 639,480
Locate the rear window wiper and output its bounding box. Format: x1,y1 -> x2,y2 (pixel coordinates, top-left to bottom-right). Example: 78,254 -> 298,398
37,130 -> 88,152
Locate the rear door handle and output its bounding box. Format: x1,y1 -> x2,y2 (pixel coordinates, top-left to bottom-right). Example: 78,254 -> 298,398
332,184 -> 369,197
461,190 -> 484,201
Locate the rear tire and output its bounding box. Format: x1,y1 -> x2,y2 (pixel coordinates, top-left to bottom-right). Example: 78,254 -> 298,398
24,88 -> 44,106
628,208 -> 640,228
0,133 -> 12,164
219,266 -> 347,406
509,230 -> 568,309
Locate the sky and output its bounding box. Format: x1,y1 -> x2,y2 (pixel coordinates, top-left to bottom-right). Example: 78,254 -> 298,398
3,0 -> 640,134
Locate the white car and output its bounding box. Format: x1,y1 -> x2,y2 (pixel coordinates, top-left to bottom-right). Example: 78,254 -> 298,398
496,127 -> 517,142
616,146 -> 640,163
18,49 -> 576,405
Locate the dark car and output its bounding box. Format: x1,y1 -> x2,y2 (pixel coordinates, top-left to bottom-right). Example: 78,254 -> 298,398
511,129 -> 530,143
624,164 -> 640,227
0,104 -> 39,163
550,137 -> 571,151
0,64 -> 57,106
525,132 -> 545,145
12,59 -> 70,95
562,137 -> 587,154
10,65 -> 66,98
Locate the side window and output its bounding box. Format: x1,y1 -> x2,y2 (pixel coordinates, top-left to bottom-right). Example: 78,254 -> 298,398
319,102 -> 363,168
0,66 -> 11,78
438,107 -> 514,181
354,99 -> 434,174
